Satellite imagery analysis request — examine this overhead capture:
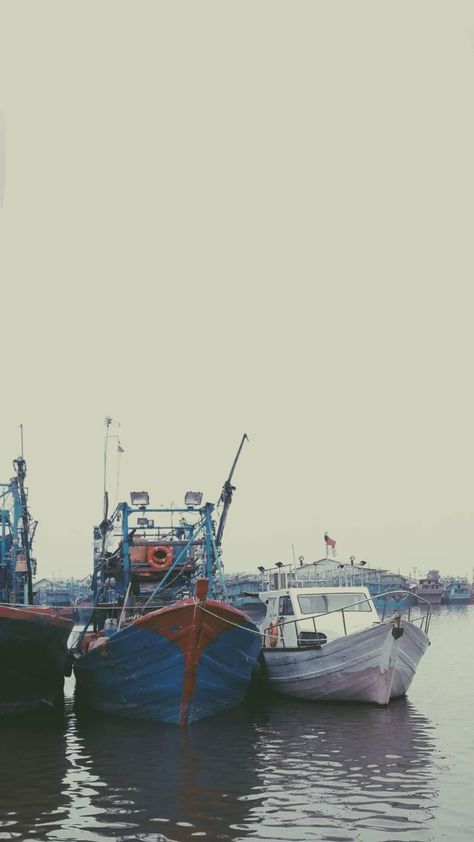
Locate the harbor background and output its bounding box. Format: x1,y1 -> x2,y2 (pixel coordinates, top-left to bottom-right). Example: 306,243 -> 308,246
0,603 -> 473,842
1,1 -> 474,583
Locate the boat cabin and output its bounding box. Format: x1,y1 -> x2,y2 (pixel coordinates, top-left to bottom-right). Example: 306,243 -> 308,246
259,586 -> 378,648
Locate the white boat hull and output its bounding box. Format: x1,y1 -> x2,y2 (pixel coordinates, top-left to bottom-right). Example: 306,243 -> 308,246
261,621 -> 429,705
390,620 -> 430,698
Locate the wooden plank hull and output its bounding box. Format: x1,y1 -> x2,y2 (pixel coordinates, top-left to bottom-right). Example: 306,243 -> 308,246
261,621 -> 427,705
73,598 -> 262,725
0,606 -> 73,715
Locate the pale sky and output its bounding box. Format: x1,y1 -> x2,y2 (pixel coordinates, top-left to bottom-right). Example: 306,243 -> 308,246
1,2 -> 473,582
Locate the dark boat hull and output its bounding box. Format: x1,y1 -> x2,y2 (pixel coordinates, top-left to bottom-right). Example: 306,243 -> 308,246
74,598 -> 262,725
0,606 -> 73,715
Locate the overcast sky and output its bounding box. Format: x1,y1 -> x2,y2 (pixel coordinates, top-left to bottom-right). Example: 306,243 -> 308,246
1,2 -> 473,582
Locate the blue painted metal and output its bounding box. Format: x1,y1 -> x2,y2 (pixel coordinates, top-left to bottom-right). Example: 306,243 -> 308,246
0,472 -> 30,604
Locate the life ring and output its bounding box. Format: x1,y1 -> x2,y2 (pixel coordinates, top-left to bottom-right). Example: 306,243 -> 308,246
266,620 -> 280,648
147,545 -> 173,571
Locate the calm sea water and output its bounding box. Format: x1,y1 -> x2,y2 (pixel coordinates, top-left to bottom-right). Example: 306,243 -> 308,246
0,606 -> 473,842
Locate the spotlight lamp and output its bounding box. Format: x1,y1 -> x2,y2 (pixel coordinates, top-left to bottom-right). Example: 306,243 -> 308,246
130,491 -> 150,507
184,491 -> 203,508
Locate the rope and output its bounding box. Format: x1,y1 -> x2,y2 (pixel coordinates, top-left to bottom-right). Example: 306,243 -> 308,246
0,601 -> 72,609
194,600 -> 264,638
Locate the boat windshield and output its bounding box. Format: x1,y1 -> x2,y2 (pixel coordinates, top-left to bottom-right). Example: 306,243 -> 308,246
297,592 -> 372,614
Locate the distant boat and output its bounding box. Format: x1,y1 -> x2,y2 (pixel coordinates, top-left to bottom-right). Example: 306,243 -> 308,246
0,457 -> 73,715
415,570 -> 444,604
225,573 -> 267,622
71,434 -> 262,726
258,584 -> 430,705
441,577 -> 471,605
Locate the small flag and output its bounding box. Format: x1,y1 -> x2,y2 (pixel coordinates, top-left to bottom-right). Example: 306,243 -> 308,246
117,442 -> 124,453
324,532 -> 336,548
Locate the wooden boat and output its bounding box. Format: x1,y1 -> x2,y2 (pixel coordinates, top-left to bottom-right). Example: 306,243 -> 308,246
258,584 -> 430,705
72,433 -> 262,725
0,457 -> 73,715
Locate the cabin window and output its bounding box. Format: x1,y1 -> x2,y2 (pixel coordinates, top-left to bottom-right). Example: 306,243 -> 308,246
297,595 -> 326,614
297,592 -> 372,614
325,592 -> 372,612
278,595 -> 294,616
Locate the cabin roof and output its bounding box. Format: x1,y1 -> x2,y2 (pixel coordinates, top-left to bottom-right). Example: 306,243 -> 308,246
260,585 -> 373,599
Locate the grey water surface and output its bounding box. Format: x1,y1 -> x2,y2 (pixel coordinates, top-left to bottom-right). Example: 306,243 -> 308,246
0,606 -> 473,842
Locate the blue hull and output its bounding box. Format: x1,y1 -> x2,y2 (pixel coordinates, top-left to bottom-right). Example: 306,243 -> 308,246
373,594 -> 413,613
74,606 -> 262,725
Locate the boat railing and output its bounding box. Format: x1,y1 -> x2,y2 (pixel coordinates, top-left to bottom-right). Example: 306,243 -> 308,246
377,589 -> 431,628
262,589 -> 431,648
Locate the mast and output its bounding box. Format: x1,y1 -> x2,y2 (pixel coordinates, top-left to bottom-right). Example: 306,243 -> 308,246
215,434 -> 248,547
12,457 -> 34,604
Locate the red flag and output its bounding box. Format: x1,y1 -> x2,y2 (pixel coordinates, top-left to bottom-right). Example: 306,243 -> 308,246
117,443 -> 124,453
324,532 -> 336,548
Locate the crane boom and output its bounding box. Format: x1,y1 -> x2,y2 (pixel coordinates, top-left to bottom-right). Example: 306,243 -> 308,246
215,434 -> 248,547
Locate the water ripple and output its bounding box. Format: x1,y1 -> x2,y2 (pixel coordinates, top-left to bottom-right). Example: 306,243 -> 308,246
2,609 -> 474,840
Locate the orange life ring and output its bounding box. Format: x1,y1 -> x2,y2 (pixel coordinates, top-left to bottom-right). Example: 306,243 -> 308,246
267,621 -> 280,648
147,545 -> 173,572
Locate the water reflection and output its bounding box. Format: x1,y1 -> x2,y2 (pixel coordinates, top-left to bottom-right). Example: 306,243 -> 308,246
239,695 -> 439,842
68,689 -> 438,842
72,698 -> 264,842
0,702 -> 69,841
0,680 -> 440,842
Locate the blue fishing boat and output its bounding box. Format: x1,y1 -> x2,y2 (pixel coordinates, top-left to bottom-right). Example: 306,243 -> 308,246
441,577 -> 471,604
0,456 -> 73,715
72,434 -> 262,726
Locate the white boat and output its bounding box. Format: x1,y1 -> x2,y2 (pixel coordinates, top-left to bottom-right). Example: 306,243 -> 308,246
259,586 -> 430,705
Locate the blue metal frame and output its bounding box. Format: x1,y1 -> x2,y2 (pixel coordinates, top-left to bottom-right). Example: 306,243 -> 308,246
0,477 -> 28,603
91,498 -> 229,617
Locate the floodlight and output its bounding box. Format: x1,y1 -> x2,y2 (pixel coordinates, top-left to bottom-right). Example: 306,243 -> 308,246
257,566 -> 266,574
360,560 -> 367,566
130,491 -> 149,506
275,562 -> 284,569
184,491 -> 203,507
147,520 -> 155,528
137,517 -> 148,526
